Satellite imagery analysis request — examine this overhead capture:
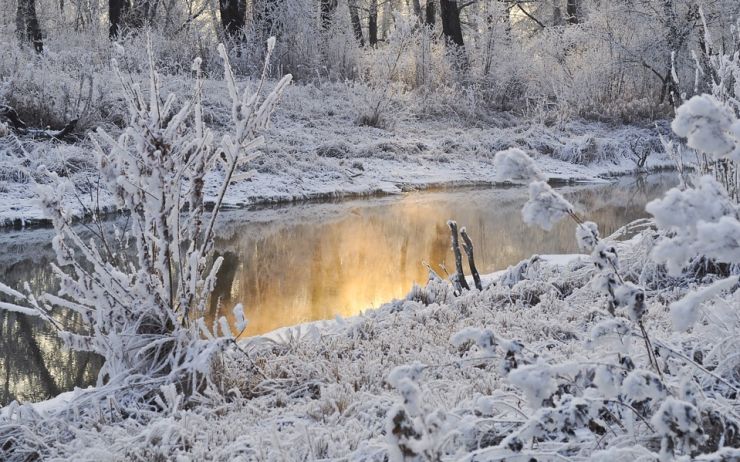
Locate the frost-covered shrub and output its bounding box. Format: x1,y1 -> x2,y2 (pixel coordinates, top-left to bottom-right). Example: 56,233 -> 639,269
521,181 -> 575,231
411,140 -> 740,459
493,147 -> 545,182
0,38 -> 291,418
355,15 -> 415,129
384,363 -> 455,461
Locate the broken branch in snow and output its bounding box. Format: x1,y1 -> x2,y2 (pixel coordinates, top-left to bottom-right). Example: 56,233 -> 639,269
0,105 -> 27,130
0,104 -> 79,141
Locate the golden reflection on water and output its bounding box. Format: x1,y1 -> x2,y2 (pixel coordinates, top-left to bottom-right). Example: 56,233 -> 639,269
210,175 -> 676,336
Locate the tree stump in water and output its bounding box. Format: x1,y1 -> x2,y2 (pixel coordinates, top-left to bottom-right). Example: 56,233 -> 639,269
447,220 -> 470,292
460,227 -> 482,290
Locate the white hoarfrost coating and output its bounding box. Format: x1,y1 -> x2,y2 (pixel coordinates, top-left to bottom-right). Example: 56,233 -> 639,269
670,275 -> 739,331
493,147 -> 546,181
521,180 -> 575,231
672,94 -> 740,162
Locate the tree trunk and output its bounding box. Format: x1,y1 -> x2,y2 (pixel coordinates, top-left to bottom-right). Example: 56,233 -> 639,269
552,6 -> 563,26
425,0 -> 435,25
460,227 -> 482,290
109,0 -> 128,38
219,0 -> 246,38
439,0 -> 463,47
411,0 -> 422,22
16,0 -> 44,52
380,0 -> 391,40
447,221 -> 470,292
320,0 -> 337,30
566,0 -> 578,24
368,0 -> 378,46
126,0 -> 151,28
349,0 -> 364,46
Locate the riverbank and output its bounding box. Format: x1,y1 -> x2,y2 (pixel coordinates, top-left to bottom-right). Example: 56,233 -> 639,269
0,82 -> 678,228
4,225 -> 737,460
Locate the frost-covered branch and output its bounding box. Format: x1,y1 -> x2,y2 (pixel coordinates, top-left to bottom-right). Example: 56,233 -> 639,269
0,37 -> 292,415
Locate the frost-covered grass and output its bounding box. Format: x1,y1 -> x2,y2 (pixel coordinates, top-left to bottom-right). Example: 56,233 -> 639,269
2,18 -> 740,462
1,229 -> 736,461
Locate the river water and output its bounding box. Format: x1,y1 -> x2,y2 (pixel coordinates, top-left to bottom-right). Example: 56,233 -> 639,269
0,173 -> 677,405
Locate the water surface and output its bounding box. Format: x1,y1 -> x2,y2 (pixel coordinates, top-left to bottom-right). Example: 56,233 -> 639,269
0,173 -> 677,405
208,174 -> 675,335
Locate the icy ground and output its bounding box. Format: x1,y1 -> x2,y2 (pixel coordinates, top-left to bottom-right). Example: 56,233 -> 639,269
0,81 -> 675,226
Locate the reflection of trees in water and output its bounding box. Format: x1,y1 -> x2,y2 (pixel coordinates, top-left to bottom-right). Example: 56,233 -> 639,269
0,257 -> 101,406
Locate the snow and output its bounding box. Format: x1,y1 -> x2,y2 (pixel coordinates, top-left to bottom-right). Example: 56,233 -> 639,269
1,225 -> 738,460
646,175 -> 737,276
521,180 -> 575,231
669,275 -> 739,331
493,147 -> 546,181
1,40 -> 738,460
575,221 -> 600,252
671,94 -> 740,162
0,82 -> 682,228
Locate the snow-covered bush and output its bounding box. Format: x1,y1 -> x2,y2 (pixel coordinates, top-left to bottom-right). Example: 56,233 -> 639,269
356,13 -> 415,129
406,132 -> 738,459
0,37 -> 291,414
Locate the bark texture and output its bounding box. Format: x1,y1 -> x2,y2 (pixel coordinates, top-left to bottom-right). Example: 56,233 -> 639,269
16,0 -> 44,52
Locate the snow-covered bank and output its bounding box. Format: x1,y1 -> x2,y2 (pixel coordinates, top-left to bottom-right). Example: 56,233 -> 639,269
4,231 -> 736,461
2,44 -> 738,459
0,80 -> 678,227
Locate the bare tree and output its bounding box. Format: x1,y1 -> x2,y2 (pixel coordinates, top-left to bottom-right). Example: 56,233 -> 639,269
410,0 -> 422,22
16,0 -> 43,52
369,0 -> 378,46
219,0 -> 246,38
349,0 -> 364,45
109,0 -> 128,38
253,0 -> 277,41
566,0 -> 578,25
425,0 -> 435,25
320,0 -> 337,30
439,0 -> 463,47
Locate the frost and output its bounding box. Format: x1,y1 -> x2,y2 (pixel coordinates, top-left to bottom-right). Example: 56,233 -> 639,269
614,282 -> 646,323
591,241 -> 619,273
507,362 -> 557,409
646,175 -> 737,275
387,362 -> 426,388
593,365 -> 622,399
0,40 -> 290,415
232,304 -> 248,333
670,276 -> 739,331
590,318 -> 631,342
695,216 -> 740,263
576,221 -> 599,252
493,148 -> 545,182
621,369 -> 667,403
651,398 -> 704,459
450,327 -> 497,354
521,181 -> 574,231
671,95 -> 740,162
